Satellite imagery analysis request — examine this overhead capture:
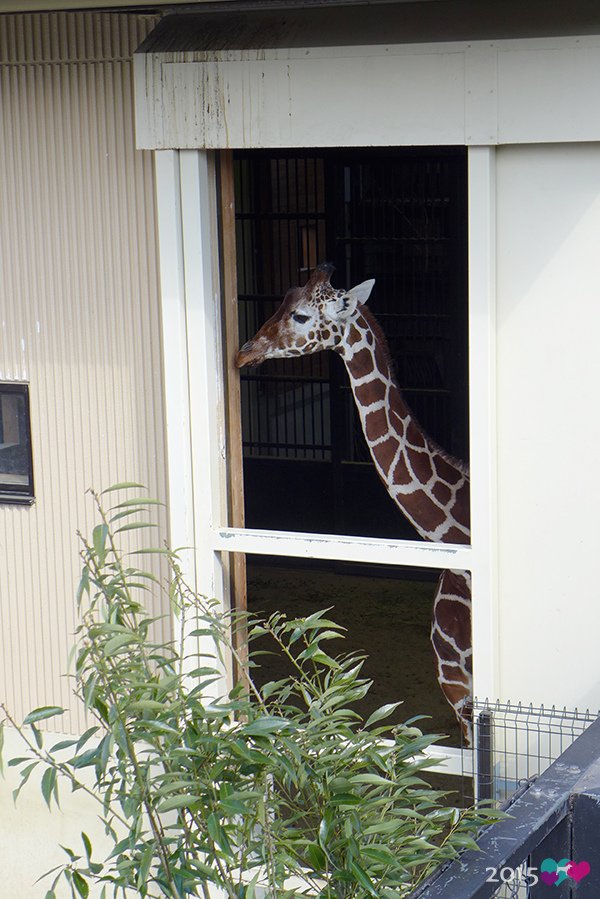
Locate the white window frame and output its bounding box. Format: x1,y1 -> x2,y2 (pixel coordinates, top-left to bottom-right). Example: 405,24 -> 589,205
153,145 -> 497,773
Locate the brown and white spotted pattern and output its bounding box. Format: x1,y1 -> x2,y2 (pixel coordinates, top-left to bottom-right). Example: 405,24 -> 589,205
236,264 -> 473,743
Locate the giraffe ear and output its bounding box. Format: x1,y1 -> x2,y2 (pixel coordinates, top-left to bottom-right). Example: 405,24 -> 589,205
324,279 -> 375,321
346,279 -> 375,307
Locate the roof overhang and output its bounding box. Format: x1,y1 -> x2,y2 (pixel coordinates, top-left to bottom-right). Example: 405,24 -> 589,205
0,0 -> 442,13
137,0 -> 600,51
134,1 -> 600,150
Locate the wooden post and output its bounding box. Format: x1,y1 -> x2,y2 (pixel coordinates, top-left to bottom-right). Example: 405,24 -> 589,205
217,150 -> 248,677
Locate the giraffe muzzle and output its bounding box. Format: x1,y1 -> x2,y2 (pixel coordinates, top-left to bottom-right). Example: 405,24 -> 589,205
235,339 -> 263,368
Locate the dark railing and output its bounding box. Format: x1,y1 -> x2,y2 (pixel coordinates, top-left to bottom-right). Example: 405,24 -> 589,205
411,716 -> 600,898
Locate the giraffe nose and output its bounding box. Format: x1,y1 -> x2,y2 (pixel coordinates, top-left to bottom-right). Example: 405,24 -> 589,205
236,339 -> 260,368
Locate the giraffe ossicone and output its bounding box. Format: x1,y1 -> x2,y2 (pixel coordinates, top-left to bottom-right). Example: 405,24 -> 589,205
236,263 -> 473,743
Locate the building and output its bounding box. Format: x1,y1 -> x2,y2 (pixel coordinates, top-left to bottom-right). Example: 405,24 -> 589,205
2,1 -> 600,893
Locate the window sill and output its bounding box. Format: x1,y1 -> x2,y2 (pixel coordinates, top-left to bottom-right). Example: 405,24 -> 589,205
0,493 -> 35,506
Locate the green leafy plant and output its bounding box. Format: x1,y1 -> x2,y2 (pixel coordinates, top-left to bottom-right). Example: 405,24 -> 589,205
1,487 -> 499,898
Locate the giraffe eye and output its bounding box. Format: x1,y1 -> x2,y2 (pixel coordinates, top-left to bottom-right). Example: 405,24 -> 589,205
291,312 -> 310,324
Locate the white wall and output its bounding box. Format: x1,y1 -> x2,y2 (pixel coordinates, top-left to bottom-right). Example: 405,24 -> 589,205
496,143 -> 600,710
0,727 -> 129,899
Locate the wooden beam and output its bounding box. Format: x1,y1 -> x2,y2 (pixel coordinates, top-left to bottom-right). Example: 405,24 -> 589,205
217,150 -> 248,675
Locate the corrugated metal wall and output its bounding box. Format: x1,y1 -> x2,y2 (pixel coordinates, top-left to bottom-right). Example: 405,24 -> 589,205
0,12 -> 170,732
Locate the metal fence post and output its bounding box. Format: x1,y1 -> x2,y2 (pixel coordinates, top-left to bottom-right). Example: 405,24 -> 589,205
570,769 -> 600,897
475,709 -> 494,802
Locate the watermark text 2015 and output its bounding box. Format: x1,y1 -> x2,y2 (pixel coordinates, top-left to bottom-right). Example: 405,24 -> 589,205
485,859 -> 591,887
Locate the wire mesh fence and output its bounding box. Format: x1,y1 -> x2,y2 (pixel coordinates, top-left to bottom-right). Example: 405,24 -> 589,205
461,700 -> 599,898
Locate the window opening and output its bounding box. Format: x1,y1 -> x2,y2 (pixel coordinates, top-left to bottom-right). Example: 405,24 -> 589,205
230,147 -> 470,748
234,148 -> 468,540
0,383 -> 34,504
247,554 -> 466,744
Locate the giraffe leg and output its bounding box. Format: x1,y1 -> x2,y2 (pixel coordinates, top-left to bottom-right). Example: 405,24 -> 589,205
431,570 -> 473,745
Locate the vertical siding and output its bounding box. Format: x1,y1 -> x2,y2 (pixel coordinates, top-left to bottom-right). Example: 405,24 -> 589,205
0,12 -> 170,732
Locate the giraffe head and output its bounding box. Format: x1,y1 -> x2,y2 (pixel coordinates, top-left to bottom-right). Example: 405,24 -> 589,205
235,263 -> 375,367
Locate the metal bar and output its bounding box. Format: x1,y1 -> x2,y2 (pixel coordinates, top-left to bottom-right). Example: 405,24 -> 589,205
235,211 -> 326,221
334,235 -> 450,243
243,441 -> 331,452
475,710 -> 494,803
212,526 -> 472,568
242,374 -> 329,384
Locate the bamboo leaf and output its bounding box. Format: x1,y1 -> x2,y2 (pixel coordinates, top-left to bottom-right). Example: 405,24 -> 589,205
101,482 -> 145,494
349,861 -> 378,897
92,524 -> 109,564
306,650 -> 340,669
23,706 -> 64,725
30,724 -> 43,749
362,846 -> 397,865
218,796 -> 253,816
49,738 -> 78,753
41,767 -> 57,809
157,795 -> 202,812
81,831 -> 92,861
348,773 -> 394,787
364,702 -> 403,729
109,507 -> 147,524
75,726 -> 99,752
129,547 -> 169,556
137,846 -> 153,889
111,497 -> 163,508
328,792 -> 361,806
306,842 -> 327,871
114,522 -> 158,534
7,757 -> 29,767
72,870 -> 89,899
13,761 -> 38,803
129,699 -> 165,712
186,859 -> 219,882
103,633 -> 140,655
71,748 -> 99,770
207,812 -> 234,857
240,716 -> 291,736
364,819 -> 402,835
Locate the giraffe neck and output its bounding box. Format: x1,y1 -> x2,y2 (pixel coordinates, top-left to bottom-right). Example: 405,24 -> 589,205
338,307 -> 470,545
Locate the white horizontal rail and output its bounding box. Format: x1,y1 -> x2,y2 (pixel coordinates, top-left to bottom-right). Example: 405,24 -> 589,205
424,745 -> 472,777
211,527 -> 472,570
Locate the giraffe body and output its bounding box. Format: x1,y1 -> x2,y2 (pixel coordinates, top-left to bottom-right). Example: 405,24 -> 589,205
236,264 -> 472,742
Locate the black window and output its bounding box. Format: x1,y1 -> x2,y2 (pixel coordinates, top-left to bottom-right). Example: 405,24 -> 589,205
0,383 -> 34,504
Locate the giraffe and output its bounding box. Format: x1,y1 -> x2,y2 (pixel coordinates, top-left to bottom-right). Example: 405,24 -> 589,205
236,264 -> 472,743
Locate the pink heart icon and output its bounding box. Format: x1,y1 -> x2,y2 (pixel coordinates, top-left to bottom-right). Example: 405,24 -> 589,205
541,871 -> 559,885
567,861 -> 590,882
